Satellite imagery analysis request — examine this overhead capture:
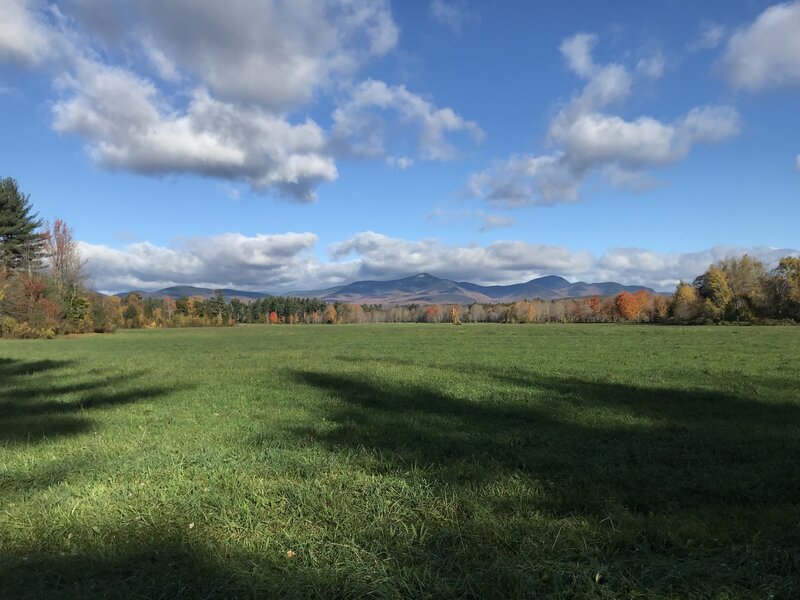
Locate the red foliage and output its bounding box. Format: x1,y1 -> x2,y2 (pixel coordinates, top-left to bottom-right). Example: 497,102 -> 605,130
424,305 -> 440,323
268,311 -> 279,324
588,295 -> 602,316
23,277 -> 47,302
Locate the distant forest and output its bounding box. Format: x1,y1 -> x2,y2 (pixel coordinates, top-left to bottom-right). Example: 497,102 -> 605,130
110,252 -> 800,329
1,177 -> 799,338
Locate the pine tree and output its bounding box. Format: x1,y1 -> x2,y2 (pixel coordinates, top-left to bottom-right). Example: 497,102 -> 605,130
0,178 -> 44,274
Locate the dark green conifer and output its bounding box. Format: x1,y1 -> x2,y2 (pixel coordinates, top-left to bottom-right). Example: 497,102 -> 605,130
0,177 -> 44,274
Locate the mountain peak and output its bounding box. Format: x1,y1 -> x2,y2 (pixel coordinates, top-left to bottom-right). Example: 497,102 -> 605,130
530,275 -> 571,286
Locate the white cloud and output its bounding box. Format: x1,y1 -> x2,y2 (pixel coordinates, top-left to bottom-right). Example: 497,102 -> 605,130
329,231 -> 595,284
67,0 -> 398,110
0,1 -> 485,200
559,33 -> 598,78
0,0 -> 53,66
795,154 -> 800,170
468,33 -> 739,207
80,230 -> 800,293
720,1 -> 800,91
332,79 -> 484,161
80,232 -> 354,292
52,58 -> 337,202
466,154 -> 581,207
550,105 -> 740,169
593,246 -> 798,290
330,235 -> 798,291
428,0 -> 478,35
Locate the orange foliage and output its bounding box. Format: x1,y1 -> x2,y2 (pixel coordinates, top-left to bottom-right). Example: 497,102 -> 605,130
615,290 -> 651,321
268,311 -> 279,324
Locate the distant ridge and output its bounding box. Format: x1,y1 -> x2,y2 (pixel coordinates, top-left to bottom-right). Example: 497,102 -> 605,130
117,273 -> 655,305
115,286 -> 271,302
297,273 -> 654,304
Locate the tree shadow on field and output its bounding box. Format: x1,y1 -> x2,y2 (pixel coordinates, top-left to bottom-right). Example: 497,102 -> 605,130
289,369 -> 800,515
0,358 -> 179,446
0,529 -> 409,600
281,365 -> 800,596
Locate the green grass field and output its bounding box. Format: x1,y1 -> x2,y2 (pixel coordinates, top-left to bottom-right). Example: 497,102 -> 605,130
1,324 -> 799,598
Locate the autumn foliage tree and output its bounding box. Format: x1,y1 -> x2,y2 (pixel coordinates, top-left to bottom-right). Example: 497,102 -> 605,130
450,304 -> 461,325
614,290 -> 650,322
694,265 -> 732,321
670,282 -> 700,321
773,257 -> 800,320
324,304 -> 337,323
588,296 -> 603,321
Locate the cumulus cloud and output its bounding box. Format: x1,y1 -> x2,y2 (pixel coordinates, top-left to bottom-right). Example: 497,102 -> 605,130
329,234 -> 798,291
0,1 -> 479,200
0,0 -> 53,66
81,230 -> 799,293
719,1 -> 800,91
65,0 -> 399,110
428,0 -> 478,35
81,232 -> 356,293
52,58 -> 337,201
329,232 -> 595,284
332,79 -> 484,161
468,33 -> 740,207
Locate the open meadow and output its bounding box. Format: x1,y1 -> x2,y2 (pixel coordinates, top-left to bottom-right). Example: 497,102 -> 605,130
1,324 -> 799,598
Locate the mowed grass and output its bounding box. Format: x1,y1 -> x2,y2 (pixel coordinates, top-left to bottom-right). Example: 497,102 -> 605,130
1,324 -> 799,599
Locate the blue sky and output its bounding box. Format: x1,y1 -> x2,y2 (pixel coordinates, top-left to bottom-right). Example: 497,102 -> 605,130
0,0 -> 797,292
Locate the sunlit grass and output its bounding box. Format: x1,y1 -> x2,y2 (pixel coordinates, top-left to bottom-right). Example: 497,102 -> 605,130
1,324 -> 799,598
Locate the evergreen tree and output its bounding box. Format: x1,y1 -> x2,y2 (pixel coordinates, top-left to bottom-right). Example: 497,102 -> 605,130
0,178 -> 44,274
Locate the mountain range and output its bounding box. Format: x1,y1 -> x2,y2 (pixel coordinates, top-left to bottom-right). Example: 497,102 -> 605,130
118,273 -> 654,305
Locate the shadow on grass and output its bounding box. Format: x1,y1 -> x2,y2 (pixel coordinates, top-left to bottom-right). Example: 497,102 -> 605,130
3,355 -> 798,597
280,366 -> 800,596
290,368 -> 800,514
0,533 -> 403,600
0,539 -> 244,599
0,358 -> 179,445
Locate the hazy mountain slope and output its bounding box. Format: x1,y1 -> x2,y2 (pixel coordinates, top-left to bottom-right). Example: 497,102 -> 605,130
116,274 -> 655,304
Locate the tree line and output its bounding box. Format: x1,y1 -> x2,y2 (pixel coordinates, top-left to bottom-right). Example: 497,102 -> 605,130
0,177 -> 120,338
112,252 -> 799,329
2,176 -> 798,338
